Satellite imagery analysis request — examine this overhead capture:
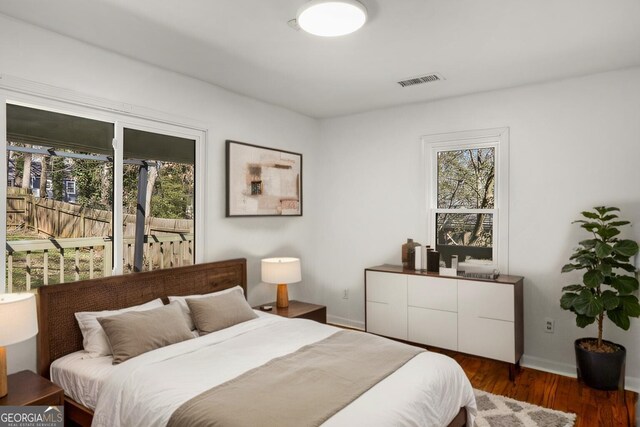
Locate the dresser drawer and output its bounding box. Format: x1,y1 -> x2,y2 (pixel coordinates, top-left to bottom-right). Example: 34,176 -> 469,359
366,271 -> 407,304
367,301 -> 407,340
458,280 -> 514,322
408,306 -> 457,351
458,315 -> 515,363
408,275 -> 457,312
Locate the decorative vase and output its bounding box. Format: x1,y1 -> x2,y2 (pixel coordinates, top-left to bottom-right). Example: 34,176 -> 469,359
420,246 -> 428,272
402,239 -> 421,269
575,338 -> 626,390
427,250 -> 440,273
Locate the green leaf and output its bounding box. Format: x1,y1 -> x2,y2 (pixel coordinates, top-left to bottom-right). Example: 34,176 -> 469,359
581,223 -> 599,233
575,254 -> 596,267
576,314 -> 596,328
600,290 -> 620,310
599,227 -> 620,240
619,295 -> 640,318
571,248 -> 594,259
600,263 -> 612,276
560,292 -> 580,309
607,309 -> 631,330
581,211 -> 600,219
573,290 -> 604,317
561,264 -> 579,273
618,263 -> 637,273
613,240 -> 639,257
600,214 -> 619,222
594,206 -> 620,214
608,221 -> 630,227
605,260 -> 637,272
562,284 -> 584,292
579,239 -> 598,249
583,270 -> 604,287
569,252 -> 582,260
595,241 -> 613,258
611,276 -> 639,295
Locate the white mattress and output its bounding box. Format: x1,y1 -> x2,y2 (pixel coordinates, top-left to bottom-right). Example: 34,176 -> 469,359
50,350 -> 115,410
50,310 -> 273,410
91,313 -> 476,426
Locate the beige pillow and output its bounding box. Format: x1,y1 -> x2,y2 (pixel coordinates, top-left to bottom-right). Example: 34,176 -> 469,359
186,291 -> 258,335
168,286 -> 244,331
75,298 -> 164,358
98,303 -> 193,364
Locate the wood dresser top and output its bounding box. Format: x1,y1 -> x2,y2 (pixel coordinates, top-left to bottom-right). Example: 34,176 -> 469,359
366,264 -> 524,285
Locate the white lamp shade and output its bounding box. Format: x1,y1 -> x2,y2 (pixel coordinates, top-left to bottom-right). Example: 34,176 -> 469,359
0,293 -> 38,347
297,0 -> 367,37
261,258 -> 302,284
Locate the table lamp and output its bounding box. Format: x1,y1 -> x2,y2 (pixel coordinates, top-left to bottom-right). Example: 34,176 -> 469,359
0,293 -> 38,398
261,258 -> 302,308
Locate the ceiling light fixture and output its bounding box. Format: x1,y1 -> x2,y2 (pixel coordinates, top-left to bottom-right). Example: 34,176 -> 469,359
296,0 -> 368,37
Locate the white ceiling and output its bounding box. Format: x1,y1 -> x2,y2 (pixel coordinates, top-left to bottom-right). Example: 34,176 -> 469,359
1,0 -> 639,118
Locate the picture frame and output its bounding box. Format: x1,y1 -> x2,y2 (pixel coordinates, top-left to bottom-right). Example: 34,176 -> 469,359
225,140 -> 303,217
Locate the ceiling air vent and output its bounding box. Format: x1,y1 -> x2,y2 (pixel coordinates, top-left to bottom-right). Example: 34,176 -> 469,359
397,73 -> 445,88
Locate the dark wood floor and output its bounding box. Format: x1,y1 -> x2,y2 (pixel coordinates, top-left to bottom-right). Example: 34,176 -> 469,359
432,348 -> 638,427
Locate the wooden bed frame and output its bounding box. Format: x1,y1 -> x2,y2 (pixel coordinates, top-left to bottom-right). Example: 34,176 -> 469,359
36,257 -> 467,427
37,258 -> 247,426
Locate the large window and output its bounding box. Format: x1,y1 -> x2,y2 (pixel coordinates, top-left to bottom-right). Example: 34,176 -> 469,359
5,104 -> 115,292
424,128 -> 509,273
2,99 -> 203,293
122,127 -> 195,274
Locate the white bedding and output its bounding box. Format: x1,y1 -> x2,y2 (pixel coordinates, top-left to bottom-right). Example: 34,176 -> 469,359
50,350 -> 114,410
81,311 -> 475,426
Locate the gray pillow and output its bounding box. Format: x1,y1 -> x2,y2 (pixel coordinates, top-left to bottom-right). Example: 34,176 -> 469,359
98,302 -> 193,364
186,291 -> 258,335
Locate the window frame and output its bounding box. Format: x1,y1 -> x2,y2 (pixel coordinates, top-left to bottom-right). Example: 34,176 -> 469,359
422,128 -> 510,273
65,180 -> 76,195
0,76 -> 206,289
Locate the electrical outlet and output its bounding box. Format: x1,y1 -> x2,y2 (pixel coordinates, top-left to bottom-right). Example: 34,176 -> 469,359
342,289 -> 349,299
544,317 -> 555,333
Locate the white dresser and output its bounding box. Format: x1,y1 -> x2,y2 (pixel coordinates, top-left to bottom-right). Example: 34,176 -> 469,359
365,265 -> 524,378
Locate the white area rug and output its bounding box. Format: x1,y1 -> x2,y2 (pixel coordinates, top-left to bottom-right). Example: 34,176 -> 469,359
474,389 -> 577,427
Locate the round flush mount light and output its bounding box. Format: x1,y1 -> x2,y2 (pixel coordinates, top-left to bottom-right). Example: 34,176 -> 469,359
296,0 -> 368,37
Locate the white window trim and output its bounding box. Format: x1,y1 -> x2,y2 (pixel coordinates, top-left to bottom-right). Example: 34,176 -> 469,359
422,127 -> 510,273
0,75 -> 207,286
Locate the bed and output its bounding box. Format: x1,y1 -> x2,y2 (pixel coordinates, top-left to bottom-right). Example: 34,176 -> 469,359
37,258 -> 476,427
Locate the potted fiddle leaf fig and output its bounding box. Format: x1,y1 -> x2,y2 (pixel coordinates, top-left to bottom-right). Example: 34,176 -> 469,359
560,206 -> 639,390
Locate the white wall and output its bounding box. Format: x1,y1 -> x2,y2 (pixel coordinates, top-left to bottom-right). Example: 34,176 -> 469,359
318,67 -> 640,390
0,15 -> 321,374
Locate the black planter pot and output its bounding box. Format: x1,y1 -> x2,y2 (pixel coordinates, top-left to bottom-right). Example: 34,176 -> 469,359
575,338 -> 626,391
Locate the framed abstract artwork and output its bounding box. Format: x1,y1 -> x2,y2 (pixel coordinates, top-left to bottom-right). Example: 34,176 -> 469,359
226,140 -> 302,217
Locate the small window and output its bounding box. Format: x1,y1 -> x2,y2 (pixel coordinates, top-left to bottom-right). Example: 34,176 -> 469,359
424,128 -> 509,273
65,180 -> 76,195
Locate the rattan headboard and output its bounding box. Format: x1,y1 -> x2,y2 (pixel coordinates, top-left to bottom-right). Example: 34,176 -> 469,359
37,258 -> 247,378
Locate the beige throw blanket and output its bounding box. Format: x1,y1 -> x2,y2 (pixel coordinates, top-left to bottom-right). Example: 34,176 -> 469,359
167,330 -> 424,427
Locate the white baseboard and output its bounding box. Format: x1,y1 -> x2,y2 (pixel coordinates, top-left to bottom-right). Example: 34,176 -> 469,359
327,315 -> 364,331
520,354 -> 577,379
521,354 -> 640,393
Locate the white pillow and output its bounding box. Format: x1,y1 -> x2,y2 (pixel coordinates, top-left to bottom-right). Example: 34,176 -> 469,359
75,298 -> 164,358
168,286 -> 244,331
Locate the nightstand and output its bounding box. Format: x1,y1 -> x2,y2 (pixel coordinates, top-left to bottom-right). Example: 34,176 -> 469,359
0,370 -> 64,406
255,300 -> 327,324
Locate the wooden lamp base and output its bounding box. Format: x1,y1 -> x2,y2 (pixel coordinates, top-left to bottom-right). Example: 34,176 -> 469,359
0,346 -> 7,398
276,284 -> 289,308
